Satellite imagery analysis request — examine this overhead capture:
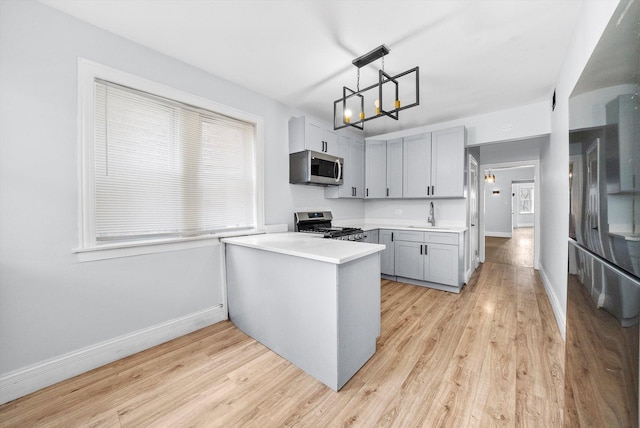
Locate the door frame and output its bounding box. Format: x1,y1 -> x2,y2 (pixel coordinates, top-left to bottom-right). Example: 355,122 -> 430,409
468,154 -> 479,276
479,160 -> 540,269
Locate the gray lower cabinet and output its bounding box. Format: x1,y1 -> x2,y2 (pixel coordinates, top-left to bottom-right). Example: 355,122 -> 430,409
384,229 -> 463,292
394,240 -> 424,279
363,229 -> 379,244
378,230 -> 395,276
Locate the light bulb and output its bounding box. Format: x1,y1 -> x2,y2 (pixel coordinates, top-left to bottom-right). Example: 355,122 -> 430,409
344,109 -> 352,123
374,99 -> 380,115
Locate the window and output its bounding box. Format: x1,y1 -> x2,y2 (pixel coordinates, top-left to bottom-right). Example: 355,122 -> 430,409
77,60 -> 263,256
518,186 -> 534,214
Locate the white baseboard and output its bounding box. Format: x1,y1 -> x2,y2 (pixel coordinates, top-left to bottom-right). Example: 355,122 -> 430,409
537,265 -> 566,340
0,305 -> 226,405
485,231 -> 512,238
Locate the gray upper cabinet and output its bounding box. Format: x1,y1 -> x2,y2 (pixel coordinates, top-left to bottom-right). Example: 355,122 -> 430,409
365,140 -> 387,198
431,126 -> 465,197
289,116 -> 338,155
402,133 -> 432,198
365,138 -> 402,198
365,126 -> 465,199
386,138 -> 403,198
325,134 -> 365,199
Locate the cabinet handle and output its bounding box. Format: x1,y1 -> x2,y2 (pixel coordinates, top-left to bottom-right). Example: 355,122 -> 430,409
386,188 -> 389,197
391,232 -> 394,242
366,188 -> 368,197
425,245 -> 428,255
420,245 -> 423,255
431,185 -> 434,195
427,186 -> 430,196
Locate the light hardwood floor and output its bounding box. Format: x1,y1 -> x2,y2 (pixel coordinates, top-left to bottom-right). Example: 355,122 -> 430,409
485,227 -> 534,267
0,257 -> 563,427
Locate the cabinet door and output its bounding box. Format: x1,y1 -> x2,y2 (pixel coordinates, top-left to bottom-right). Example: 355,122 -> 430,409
431,126 -> 465,197
386,138 -> 403,198
425,243 -> 458,286
338,135 -> 354,198
351,138 -> 365,198
403,133 -> 431,198
363,229 -> 379,244
378,230 -> 395,275
325,135 -> 365,199
306,118 -> 325,153
395,240 -> 424,280
324,127 -> 338,155
365,140 -> 387,198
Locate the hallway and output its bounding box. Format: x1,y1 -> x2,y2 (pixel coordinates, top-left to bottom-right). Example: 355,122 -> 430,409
485,227 -> 534,267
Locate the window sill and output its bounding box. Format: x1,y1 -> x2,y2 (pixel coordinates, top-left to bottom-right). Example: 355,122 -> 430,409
74,230 -> 265,262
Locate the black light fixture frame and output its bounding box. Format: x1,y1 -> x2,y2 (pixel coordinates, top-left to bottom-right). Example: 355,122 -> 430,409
333,44 -> 420,130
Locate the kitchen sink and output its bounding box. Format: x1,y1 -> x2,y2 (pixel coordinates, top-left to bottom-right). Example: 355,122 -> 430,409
408,225 -> 447,229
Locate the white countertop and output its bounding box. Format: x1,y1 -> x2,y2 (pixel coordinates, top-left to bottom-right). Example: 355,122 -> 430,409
335,222 -> 467,234
222,232 -> 385,265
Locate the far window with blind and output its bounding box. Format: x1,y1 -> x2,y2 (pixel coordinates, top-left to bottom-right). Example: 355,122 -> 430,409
77,60 -> 263,253
518,185 -> 534,214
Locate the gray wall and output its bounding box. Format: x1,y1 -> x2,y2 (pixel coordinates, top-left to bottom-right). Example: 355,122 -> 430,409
541,0 -> 619,338
478,136 -> 542,163
0,0 -> 364,380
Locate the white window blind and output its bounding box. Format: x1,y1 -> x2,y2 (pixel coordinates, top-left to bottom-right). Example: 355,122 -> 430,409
94,79 -> 256,241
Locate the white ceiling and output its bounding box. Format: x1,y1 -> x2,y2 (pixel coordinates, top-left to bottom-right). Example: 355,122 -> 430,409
39,0 -> 585,136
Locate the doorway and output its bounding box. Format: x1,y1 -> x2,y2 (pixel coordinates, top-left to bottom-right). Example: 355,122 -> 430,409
479,161 -> 540,269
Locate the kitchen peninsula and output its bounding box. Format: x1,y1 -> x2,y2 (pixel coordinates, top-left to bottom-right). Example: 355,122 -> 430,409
222,233 -> 385,391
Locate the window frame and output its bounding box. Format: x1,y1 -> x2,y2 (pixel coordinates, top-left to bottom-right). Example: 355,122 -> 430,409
518,184 -> 534,214
75,59 -> 264,260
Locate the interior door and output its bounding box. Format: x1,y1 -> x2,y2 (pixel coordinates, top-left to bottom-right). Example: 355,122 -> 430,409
468,155 -> 479,270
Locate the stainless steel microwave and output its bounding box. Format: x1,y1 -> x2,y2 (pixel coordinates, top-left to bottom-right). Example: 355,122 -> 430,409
289,150 -> 344,186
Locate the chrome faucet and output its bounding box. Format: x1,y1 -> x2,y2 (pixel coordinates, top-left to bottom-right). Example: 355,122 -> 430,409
428,201 -> 435,226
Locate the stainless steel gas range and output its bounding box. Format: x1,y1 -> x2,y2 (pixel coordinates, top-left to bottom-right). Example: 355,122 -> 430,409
294,211 -> 364,241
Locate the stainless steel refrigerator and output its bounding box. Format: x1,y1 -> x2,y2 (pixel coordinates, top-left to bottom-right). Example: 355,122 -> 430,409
566,1 -> 640,425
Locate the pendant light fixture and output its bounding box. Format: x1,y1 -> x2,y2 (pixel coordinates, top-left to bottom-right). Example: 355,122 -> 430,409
485,170 -> 496,183
333,44 -> 419,130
